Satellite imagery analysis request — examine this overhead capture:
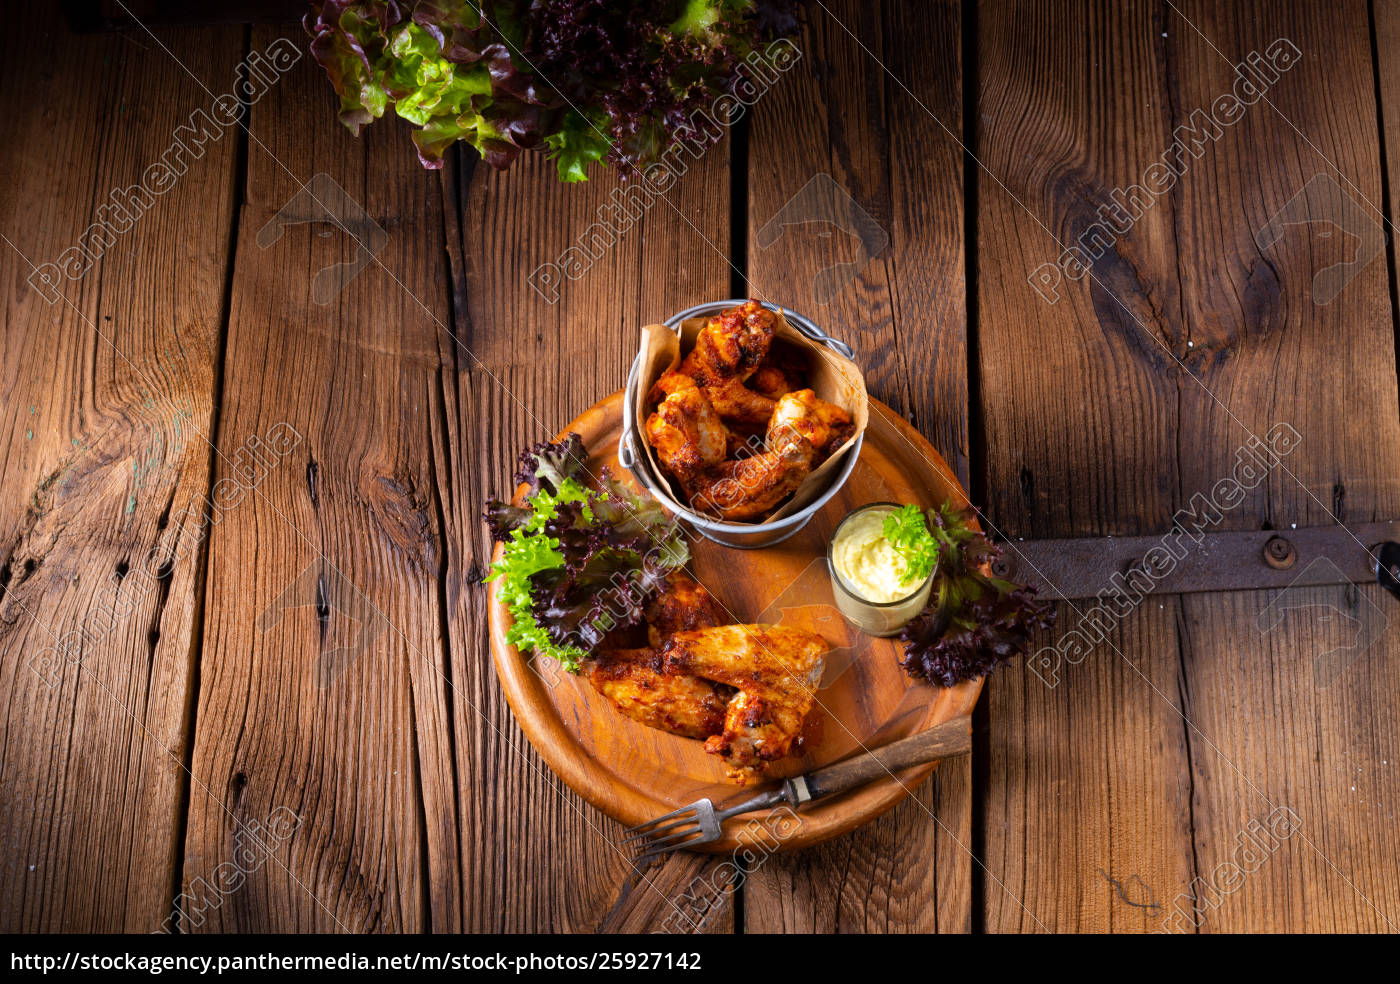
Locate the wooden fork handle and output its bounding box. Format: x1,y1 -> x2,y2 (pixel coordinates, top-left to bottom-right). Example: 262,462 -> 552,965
801,715 -> 973,801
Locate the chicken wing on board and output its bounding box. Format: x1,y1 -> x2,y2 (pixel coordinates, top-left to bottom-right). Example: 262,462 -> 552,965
582,573 -> 733,740
584,648 -> 733,740
584,575 -> 830,782
661,623 -> 828,784
644,570 -> 729,648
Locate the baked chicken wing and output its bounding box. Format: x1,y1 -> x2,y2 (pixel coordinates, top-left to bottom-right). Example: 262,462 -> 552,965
661,623 -> 829,784
647,300 -> 779,431
687,389 -> 854,520
585,648 -> 733,740
769,387 -> 855,464
702,376 -> 775,429
749,364 -> 798,401
582,573 -> 732,741
644,372 -> 729,490
643,298 -> 854,522
644,570 -> 729,648
675,299 -> 777,388
688,440 -> 811,520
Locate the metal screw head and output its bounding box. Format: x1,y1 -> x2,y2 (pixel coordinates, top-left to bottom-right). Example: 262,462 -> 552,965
1374,541 -> 1400,601
1264,535 -> 1297,570
991,558 -> 1011,578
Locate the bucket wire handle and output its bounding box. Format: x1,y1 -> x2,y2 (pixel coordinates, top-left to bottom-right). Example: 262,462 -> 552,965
617,433 -> 636,469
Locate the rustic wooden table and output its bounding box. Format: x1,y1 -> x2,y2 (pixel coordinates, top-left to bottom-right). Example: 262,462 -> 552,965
3,0 -> 1399,933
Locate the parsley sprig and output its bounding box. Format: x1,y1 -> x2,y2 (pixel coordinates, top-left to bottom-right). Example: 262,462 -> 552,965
883,504 -> 939,585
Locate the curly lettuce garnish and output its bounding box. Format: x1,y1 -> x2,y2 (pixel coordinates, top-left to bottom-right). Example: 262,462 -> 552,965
897,502 -> 1054,687
307,1 -> 803,179
484,434 -> 687,673
882,503 -> 937,586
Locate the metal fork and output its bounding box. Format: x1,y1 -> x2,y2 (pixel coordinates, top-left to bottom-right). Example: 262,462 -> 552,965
623,715 -> 972,861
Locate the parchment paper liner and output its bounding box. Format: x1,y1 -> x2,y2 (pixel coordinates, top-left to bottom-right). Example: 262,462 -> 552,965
633,310 -> 869,525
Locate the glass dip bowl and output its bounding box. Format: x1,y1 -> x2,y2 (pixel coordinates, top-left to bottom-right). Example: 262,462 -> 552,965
827,502 -> 934,637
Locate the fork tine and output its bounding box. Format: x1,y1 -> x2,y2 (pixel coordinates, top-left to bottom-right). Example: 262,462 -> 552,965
620,812 -> 702,846
636,824 -> 707,854
622,802 -> 699,838
636,829 -> 706,862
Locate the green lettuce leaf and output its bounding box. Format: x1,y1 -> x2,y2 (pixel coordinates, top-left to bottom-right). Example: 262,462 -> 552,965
307,1 -> 804,181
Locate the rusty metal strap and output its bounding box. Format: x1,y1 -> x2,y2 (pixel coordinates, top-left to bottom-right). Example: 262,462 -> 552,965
996,521 -> 1399,601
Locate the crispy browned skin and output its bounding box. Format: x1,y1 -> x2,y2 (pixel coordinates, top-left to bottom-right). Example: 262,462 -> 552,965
644,302 -> 852,520
704,376 -> 776,428
749,364 -> 797,400
585,648 -> 733,740
651,300 -> 779,430
769,388 -> 855,465
645,571 -> 728,648
661,624 -> 828,784
686,389 -> 852,520
583,574 -> 732,740
644,373 -> 728,489
585,576 -> 829,784
674,300 -> 777,389
688,442 -> 811,520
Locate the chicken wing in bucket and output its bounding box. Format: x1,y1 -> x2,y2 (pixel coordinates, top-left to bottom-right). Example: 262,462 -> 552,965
637,300 -> 864,524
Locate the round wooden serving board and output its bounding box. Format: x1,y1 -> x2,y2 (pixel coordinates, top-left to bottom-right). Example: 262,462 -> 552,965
488,392 -> 982,853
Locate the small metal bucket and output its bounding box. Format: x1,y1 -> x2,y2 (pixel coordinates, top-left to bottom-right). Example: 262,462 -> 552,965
618,299 -> 863,549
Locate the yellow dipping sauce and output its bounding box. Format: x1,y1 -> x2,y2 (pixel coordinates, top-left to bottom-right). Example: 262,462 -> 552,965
828,503 -> 934,637
831,508 -> 916,603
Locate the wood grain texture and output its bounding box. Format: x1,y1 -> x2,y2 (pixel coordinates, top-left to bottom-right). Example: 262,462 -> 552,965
179,26 -> 459,932
0,9 -> 241,931
439,99 -> 742,930
1165,0 -> 1400,932
975,0 -> 1198,932
742,0 -> 974,934
7,0 -> 1399,936
978,0 -> 1400,932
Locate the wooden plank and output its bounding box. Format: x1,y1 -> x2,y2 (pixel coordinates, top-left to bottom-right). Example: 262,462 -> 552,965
0,10 -> 242,930
742,0 -> 973,933
974,0 -> 1196,932
439,97 -> 739,930
1164,0 -> 1400,932
179,26 -> 460,932
978,0 -> 1400,932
